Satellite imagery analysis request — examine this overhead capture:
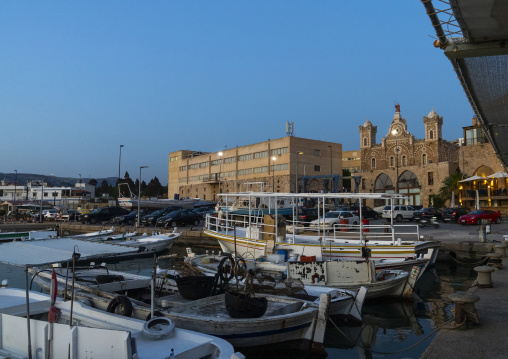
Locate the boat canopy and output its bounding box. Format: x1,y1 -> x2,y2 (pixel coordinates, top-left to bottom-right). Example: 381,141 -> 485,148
0,238 -> 138,268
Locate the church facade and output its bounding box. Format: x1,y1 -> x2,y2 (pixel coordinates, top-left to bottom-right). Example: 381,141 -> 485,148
358,104 -> 460,208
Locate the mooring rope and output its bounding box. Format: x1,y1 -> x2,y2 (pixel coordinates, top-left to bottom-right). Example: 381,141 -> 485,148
448,252 -> 489,267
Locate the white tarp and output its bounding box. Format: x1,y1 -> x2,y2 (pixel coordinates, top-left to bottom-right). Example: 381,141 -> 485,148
0,238 -> 138,267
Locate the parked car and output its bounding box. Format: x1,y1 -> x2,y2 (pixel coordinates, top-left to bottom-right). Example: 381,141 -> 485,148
382,205 -> 416,222
458,210 -> 502,224
192,207 -> 216,219
141,206 -> 183,226
348,206 -> 379,220
60,209 -> 80,221
156,209 -> 202,228
442,207 -> 470,222
42,209 -> 58,220
412,207 -> 444,222
374,205 -> 387,215
309,211 -> 359,228
80,207 -> 130,224
287,207 -> 321,227
114,209 -> 150,226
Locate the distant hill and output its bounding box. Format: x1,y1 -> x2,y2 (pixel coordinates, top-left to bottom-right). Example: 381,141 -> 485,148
0,172 -> 118,187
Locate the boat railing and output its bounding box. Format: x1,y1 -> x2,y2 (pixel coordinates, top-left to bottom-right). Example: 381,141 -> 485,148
205,214 -> 422,245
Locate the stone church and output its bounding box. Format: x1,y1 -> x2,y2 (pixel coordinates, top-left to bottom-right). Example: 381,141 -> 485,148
358,104 -> 460,208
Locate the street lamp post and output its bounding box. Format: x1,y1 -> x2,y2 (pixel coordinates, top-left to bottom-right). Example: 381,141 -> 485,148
79,174 -> 81,184
272,156 -> 276,192
218,152 -> 223,197
137,166 -> 148,228
39,181 -> 44,223
392,129 -> 399,195
328,145 -> 333,193
14,170 -> 17,201
295,152 -> 303,193
118,145 -> 124,198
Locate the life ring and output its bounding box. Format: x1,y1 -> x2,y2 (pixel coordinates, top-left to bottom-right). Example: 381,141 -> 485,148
142,317 -> 175,340
106,295 -> 133,317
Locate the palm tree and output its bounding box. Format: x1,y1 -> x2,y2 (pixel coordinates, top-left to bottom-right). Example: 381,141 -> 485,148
440,172 -> 465,206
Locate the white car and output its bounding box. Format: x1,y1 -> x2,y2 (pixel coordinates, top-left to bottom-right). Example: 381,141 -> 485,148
381,205 -> 416,222
42,209 -> 58,220
309,211 -> 360,229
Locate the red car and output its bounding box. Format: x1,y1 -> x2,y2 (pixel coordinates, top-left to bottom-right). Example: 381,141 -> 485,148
458,210 -> 502,224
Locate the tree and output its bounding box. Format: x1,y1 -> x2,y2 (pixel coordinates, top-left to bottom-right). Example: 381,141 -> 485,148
146,176 -> 164,197
440,171 -> 464,206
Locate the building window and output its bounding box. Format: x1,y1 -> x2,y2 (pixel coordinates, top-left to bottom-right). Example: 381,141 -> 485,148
170,156 -> 178,162
271,147 -> 288,156
314,165 -> 321,172
362,178 -> 366,190
402,155 -> 407,166
224,156 -> 236,163
238,168 -> 252,176
429,130 -> 434,140
179,166 -> 187,171
363,137 -> 368,147
390,156 -> 394,167
199,162 -> 209,168
253,166 -> 268,174
189,163 -> 199,169
428,172 -> 434,186
223,170 -> 236,177
272,163 -> 288,172
239,154 -> 252,161
253,151 -> 268,159
371,158 -> 376,169
465,127 -> 487,145
314,149 -> 320,156
422,153 -> 427,165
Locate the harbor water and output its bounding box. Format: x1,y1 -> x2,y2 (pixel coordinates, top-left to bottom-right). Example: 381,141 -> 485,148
0,241 -> 476,359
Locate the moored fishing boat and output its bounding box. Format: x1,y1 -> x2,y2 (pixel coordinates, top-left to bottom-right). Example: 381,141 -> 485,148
0,287 -> 240,359
204,192 -> 439,272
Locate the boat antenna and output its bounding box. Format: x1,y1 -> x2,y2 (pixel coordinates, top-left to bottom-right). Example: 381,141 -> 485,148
69,246 -> 81,326
151,254 -> 157,319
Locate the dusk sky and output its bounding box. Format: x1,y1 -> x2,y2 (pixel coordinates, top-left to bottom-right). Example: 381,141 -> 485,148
1,1 -> 473,183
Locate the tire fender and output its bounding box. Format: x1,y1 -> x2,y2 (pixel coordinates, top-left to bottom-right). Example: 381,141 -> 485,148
106,295 -> 133,317
142,317 -> 175,340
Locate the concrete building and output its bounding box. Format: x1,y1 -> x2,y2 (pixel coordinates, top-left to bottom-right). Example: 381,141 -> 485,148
458,117 -> 508,212
0,180 -> 94,212
358,104 -> 460,208
168,137 -> 343,201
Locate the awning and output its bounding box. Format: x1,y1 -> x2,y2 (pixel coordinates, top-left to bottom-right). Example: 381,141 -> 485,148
0,238 -> 138,267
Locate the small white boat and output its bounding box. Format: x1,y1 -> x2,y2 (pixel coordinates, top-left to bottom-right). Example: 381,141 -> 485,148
173,252 -> 367,321
115,231 -> 181,254
72,226 -> 116,239
31,263 -> 179,306
286,260 -> 420,299
0,287 -> 240,359
166,292 -> 328,349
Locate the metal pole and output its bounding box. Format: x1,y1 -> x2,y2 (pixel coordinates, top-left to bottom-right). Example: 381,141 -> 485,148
40,181 -> 43,223
272,156 -> 276,192
118,145 -> 124,198
14,170 -> 17,201
396,133 -> 399,194
218,152 -> 223,198
328,145 -> 332,193
138,166 -> 148,227
295,154 -> 298,193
